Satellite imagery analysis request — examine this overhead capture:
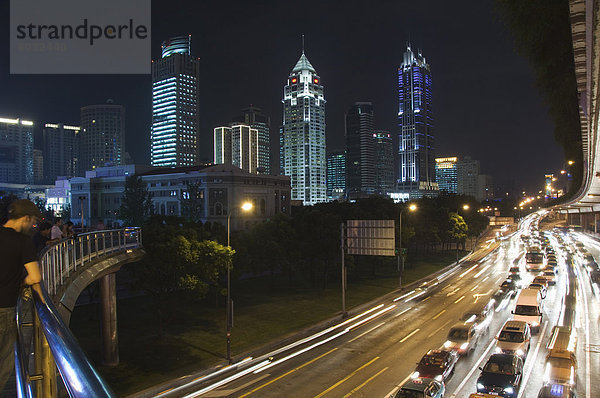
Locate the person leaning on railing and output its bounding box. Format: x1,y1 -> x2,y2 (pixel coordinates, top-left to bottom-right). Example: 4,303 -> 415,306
0,199 -> 43,393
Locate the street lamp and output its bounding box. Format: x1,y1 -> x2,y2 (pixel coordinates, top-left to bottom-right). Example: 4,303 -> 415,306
225,201 -> 253,363
398,203 -> 417,287
456,204 -> 470,262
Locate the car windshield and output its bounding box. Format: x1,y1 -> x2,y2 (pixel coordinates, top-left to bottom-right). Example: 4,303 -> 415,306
394,389 -> 424,398
448,328 -> 468,340
499,331 -> 524,342
515,305 -> 538,316
544,272 -> 554,277
547,357 -> 573,369
526,252 -> 544,263
483,361 -> 515,375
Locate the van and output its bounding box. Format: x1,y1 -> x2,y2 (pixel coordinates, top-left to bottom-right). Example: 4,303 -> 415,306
544,326 -> 577,386
512,288 -> 543,333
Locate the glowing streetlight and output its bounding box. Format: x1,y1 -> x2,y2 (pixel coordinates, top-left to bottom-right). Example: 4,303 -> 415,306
398,203 -> 417,287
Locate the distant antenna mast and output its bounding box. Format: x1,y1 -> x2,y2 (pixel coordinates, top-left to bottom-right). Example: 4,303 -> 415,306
302,34 -> 305,54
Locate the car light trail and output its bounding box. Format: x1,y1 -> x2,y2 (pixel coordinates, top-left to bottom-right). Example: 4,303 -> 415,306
517,321 -> 548,398
183,360 -> 272,397
459,263 -> 480,278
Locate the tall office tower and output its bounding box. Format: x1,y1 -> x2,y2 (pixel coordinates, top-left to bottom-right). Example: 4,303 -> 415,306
232,106 -> 271,174
435,157 -> 458,193
213,124 -> 259,173
281,51 -> 326,205
0,117 -> 34,184
457,156 -> 479,198
373,131 -> 395,195
327,150 -> 346,201
79,101 -> 125,174
33,149 -> 44,184
43,123 -> 80,183
151,35 -> 200,167
397,44 -> 438,198
345,102 -> 375,199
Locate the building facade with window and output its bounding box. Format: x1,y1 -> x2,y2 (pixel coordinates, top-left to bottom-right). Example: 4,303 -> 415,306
232,106 -> 271,174
43,123 -> 80,183
0,117 -> 34,184
327,150 -> 346,201
435,157 -> 458,194
345,102 -> 375,199
151,35 -> 200,167
281,51 -> 326,205
373,131 -> 395,195
214,124 -> 259,174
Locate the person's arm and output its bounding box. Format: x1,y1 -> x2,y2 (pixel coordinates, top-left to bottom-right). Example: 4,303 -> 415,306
23,261 -> 42,285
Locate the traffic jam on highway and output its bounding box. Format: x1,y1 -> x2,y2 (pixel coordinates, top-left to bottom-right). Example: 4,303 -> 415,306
391,214 -> 593,398
165,212 -> 597,398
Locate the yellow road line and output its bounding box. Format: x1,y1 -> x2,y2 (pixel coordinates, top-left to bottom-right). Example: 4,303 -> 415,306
432,309 -> 446,320
239,348 -> 338,398
314,357 -> 379,398
454,295 -> 465,303
399,328 -> 420,343
343,367 -> 389,398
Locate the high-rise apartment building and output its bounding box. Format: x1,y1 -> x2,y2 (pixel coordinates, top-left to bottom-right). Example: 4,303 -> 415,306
327,150 -> 346,201
151,35 -> 200,167
457,156 -> 479,198
435,157 -> 458,194
213,124 -> 259,174
79,101 -> 125,174
0,117 -> 34,184
373,131 -> 395,195
232,106 -> 271,174
345,102 -> 375,199
43,123 -> 80,182
281,51 -> 327,205
397,45 -> 438,198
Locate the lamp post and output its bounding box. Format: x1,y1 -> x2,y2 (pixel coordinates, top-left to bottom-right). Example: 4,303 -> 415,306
456,204 -> 469,262
225,201 -> 253,364
78,196 -> 86,230
398,203 -> 417,287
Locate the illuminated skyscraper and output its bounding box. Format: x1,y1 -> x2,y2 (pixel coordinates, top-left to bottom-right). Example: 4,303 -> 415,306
151,35 -> 200,167
373,131 -> 394,195
214,124 -> 259,174
79,101 -> 125,173
345,102 -> 375,199
43,123 -> 80,182
0,117 -> 34,184
281,51 -> 326,205
397,44 -> 438,198
232,106 -> 271,174
435,157 -> 458,193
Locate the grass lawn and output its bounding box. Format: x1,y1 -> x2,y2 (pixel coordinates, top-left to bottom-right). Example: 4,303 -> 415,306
69,250 -> 463,396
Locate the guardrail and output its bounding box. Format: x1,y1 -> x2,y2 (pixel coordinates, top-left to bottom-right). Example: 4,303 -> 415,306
14,227 -> 142,398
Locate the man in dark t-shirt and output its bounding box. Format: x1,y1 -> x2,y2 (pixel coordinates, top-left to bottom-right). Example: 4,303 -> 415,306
0,199 -> 43,392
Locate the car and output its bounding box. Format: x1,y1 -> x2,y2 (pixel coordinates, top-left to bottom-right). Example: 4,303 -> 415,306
495,320 -> 531,358
476,354 -> 524,398
508,266 -> 520,275
491,289 -> 513,310
529,283 -> 547,299
537,383 -> 578,397
542,270 -> 556,285
460,302 -> 494,334
500,279 -> 518,294
412,349 -> 458,382
585,260 -> 599,274
507,273 -> 523,288
390,377 -> 445,398
444,322 -> 481,356
533,275 -> 550,288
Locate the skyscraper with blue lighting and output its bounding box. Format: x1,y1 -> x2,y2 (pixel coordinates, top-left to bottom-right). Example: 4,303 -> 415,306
397,44 -> 438,198
281,51 -> 327,205
151,35 -> 200,167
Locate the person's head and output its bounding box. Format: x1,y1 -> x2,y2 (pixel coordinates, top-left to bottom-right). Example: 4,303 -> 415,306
38,222 -> 52,237
5,199 -> 43,234
54,218 -> 63,226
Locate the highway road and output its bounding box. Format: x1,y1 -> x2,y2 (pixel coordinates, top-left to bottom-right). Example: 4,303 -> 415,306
158,213 -> 599,398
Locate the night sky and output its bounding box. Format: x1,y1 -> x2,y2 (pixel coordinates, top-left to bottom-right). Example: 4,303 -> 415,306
0,0 -> 565,193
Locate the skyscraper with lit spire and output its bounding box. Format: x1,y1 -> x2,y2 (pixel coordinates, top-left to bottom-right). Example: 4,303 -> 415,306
397,44 -> 438,198
281,50 -> 326,205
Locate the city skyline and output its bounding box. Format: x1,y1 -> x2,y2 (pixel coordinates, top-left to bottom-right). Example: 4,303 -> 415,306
0,1 -> 562,192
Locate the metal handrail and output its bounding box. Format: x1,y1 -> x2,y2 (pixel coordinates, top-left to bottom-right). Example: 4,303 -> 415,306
15,227 -> 142,398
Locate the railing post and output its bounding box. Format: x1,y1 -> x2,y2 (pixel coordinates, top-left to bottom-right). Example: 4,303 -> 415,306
100,273 -> 119,366
37,313 -> 58,398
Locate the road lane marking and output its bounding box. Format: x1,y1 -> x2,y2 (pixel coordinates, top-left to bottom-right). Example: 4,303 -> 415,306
393,307 -> 411,318
386,373 -> 413,397
348,322 -> 385,343
432,309 -> 446,320
481,276 -> 489,282
427,319 -> 453,338
470,284 -> 480,292
446,287 -> 460,296
449,337 -> 497,397
399,328 -> 420,343
454,295 -> 465,304
342,367 -> 388,397
314,357 -> 379,398
239,348 -> 337,398
517,321 -> 548,398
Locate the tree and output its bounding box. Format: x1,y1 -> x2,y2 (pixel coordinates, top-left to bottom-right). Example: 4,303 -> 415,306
118,176 -> 153,226
33,197 -> 55,222
448,212 -> 469,250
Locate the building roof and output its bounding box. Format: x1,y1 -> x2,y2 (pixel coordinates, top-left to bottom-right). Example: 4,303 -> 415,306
292,52 -> 316,73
